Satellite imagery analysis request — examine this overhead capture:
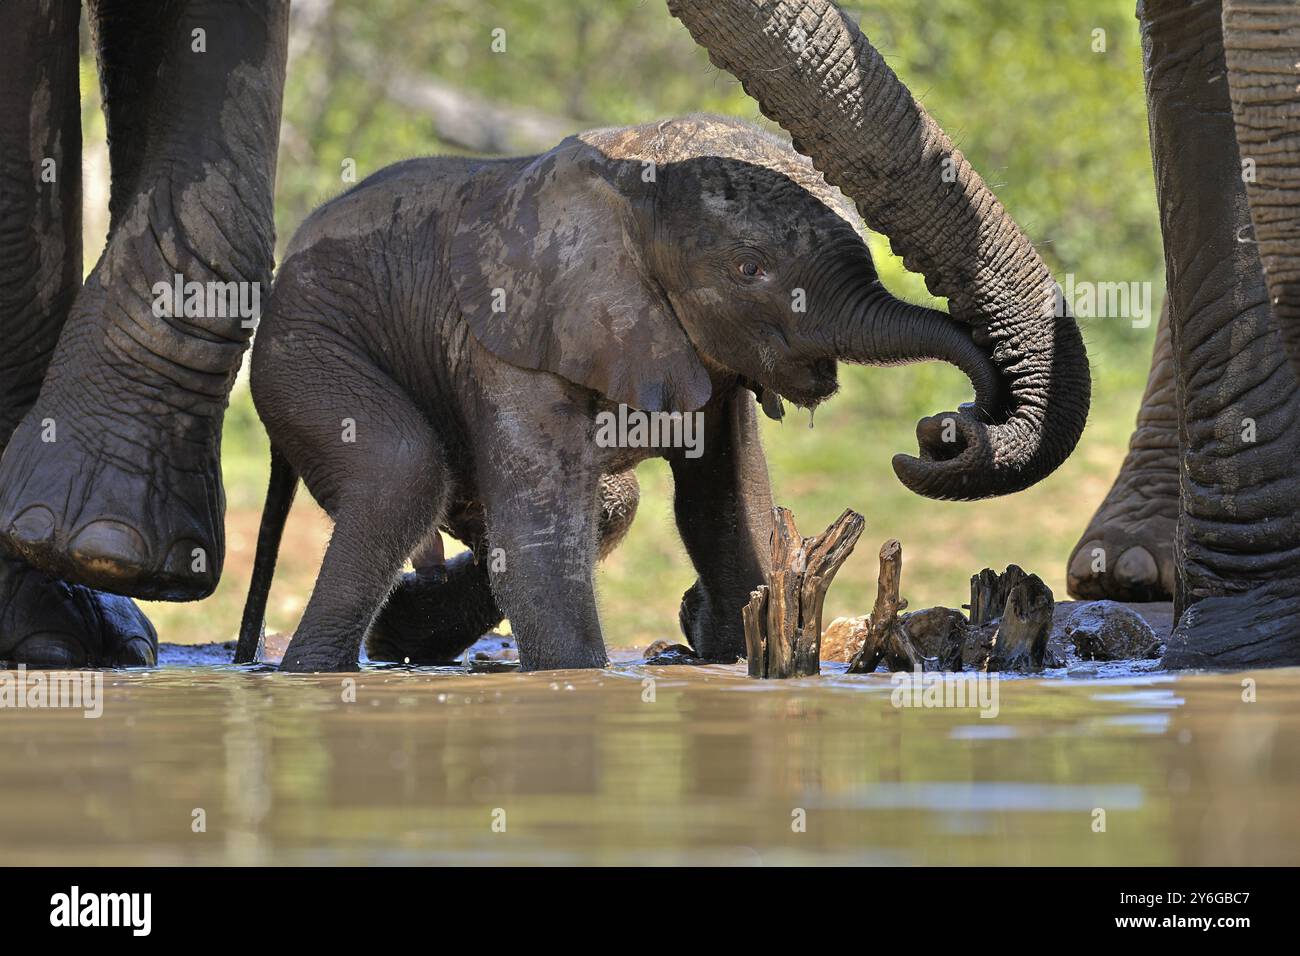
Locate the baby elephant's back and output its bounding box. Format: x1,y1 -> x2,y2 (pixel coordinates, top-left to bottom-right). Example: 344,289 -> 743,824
281,156 -> 493,265
259,155 -> 513,351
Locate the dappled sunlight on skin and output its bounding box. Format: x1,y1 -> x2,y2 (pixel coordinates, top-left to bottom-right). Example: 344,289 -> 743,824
0,663 -> 1294,864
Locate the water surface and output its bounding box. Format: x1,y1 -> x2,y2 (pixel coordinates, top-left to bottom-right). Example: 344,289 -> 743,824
1,652 -> 1295,865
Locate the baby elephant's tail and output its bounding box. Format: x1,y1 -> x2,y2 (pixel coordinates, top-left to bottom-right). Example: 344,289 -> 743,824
235,444 -> 299,664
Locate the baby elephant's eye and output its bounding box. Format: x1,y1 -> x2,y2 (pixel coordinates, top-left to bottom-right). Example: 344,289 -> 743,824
738,259 -> 765,278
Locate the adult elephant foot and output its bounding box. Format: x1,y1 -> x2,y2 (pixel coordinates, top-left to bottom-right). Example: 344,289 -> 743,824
1068,301 -> 1178,602
366,554 -> 504,665
0,555 -> 156,667
0,268 -> 239,601
1068,512 -> 1176,603
1164,581 -> 1300,669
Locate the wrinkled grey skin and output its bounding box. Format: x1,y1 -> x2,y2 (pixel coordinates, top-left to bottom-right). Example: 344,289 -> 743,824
241,110 -> 1087,672
1070,0 -> 1300,616
1224,0 -> 1300,380
1142,0 -> 1300,667
0,0 -> 286,665
1069,0 -> 1300,667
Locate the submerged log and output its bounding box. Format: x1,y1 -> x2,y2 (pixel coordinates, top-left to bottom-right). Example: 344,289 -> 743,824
745,506 -> 865,678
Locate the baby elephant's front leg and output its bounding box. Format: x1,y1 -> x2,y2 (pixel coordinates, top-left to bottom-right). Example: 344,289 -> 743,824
480,465 -> 607,672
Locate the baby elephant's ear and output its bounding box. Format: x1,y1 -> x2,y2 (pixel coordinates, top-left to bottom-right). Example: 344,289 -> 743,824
450,137 -> 711,414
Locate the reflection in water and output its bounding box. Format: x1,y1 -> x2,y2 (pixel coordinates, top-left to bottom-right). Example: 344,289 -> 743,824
0,663 -> 1297,864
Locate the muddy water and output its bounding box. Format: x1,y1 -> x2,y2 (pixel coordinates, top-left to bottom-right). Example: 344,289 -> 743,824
1,656 -> 1297,865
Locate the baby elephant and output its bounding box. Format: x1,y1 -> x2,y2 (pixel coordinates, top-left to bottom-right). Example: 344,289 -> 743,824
238,116 -> 1005,672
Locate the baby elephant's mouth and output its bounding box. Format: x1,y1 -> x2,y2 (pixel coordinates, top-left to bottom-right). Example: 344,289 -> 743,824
750,359 -> 839,421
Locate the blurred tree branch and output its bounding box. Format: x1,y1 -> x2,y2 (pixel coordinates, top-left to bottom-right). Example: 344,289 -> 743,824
383,72 -> 579,154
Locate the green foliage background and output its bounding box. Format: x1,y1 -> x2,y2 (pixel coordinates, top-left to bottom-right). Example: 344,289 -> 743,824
113,0 -> 1164,645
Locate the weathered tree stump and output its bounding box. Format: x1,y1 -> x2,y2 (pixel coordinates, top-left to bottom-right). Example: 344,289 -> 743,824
984,573 -> 1055,672
969,564 -> 1027,626
743,507 -> 864,678
848,539 -> 916,673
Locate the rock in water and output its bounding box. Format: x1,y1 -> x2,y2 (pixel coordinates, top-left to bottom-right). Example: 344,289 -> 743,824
821,616 -> 868,662
1064,601 -> 1163,661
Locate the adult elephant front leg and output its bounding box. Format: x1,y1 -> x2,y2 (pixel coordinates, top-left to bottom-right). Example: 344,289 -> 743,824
476,399 -> 608,672
1141,0 -> 1300,667
0,0 -> 289,601
0,0 -> 155,665
670,391 -> 773,663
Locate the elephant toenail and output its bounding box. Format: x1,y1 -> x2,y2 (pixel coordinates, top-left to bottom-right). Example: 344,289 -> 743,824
163,538 -> 214,580
68,520 -> 150,579
111,636 -> 157,668
1068,539 -> 1105,583
1114,546 -> 1158,587
9,506 -> 57,547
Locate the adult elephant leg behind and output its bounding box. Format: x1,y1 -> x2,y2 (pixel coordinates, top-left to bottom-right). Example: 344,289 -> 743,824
0,0 -> 288,602
1142,0 -> 1300,667
0,0 -> 154,666
1067,300 -> 1178,602
367,470 -> 641,665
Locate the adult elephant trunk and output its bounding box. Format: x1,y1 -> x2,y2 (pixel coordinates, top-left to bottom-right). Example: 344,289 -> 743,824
667,0 -> 1090,500
1223,0 -> 1300,379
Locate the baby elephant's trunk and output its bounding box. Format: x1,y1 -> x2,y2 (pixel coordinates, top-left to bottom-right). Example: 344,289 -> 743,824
824,282 -> 1006,422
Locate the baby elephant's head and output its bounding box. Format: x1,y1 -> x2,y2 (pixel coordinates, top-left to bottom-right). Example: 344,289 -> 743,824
453,117 -> 1040,498
637,118 -> 1000,420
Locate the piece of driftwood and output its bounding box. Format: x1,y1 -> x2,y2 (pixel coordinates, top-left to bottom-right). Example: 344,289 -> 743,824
848,539 -> 917,673
743,506 -> 864,678
984,573 -> 1055,672
969,564 -> 1027,626
843,561 -> 1057,674
742,586 -> 769,677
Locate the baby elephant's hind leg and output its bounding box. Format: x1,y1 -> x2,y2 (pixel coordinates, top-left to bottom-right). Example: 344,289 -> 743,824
257,350 -> 447,672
